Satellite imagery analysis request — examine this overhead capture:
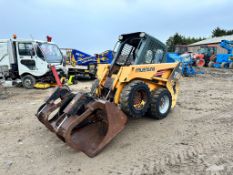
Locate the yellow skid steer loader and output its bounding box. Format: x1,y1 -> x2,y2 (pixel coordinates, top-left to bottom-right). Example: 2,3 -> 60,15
36,32 -> 182,157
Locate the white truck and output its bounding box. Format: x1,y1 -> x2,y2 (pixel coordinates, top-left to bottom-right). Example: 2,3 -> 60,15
0,37 -> 65,88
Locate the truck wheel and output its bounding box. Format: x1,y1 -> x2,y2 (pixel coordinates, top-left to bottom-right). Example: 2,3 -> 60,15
120,80 -> 151,118
147,88 -> 172,120
221,62 -> 227,68
208,61 -> 214,68
229,63 -> 233,69
22,75 -> 36,89
90,74 -> 96,80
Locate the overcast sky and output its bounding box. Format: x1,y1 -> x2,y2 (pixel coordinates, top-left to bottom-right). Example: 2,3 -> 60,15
0,0 -> 232,54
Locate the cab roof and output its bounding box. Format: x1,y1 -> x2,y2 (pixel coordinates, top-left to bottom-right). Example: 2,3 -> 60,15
0,38 -> 55,44
119,32 -> 166,50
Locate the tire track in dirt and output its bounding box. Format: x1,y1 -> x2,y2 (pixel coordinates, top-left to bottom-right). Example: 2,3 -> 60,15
108,109 -> 233,175
127,136 -> 232,175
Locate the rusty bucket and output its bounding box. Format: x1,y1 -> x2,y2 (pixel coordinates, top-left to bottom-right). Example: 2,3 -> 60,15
36,90 -> 128,157
55,95 -> 128,157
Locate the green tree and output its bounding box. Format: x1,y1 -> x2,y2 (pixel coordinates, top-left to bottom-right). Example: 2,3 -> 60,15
166,33 -> 204,52
166,33 -> 183,52
167,27 -> 233,52
226,29 -> 233,35
212,27 -> 227,37
212,27 -> 233,37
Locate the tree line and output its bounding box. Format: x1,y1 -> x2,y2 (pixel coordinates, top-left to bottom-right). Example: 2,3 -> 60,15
166,27 -> 233,52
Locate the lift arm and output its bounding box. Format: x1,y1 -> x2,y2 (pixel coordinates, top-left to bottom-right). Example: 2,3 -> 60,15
219,40 -> 233,54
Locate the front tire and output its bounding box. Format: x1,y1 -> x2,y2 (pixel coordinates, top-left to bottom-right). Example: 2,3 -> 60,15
120,80 -> 151,118
22,75 -> 36,89
148,88 -> 172,120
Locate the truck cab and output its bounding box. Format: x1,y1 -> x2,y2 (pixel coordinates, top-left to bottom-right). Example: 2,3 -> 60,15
0,38 -> 65,88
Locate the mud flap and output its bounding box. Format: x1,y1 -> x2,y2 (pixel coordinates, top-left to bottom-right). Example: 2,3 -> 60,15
56,100 -> 128,157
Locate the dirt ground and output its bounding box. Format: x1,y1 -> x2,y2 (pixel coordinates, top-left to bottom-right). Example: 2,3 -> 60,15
0,67 -> 233,175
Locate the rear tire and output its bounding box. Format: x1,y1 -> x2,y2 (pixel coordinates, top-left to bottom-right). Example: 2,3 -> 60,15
221,62 -> 227,68
22,75 -> 36,89
120,80 -> 151,118
147,88 -> 172,120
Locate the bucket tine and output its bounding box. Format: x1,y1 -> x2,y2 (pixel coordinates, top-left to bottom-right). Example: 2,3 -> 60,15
35,86 -> 73,132
37,90 -> 128,157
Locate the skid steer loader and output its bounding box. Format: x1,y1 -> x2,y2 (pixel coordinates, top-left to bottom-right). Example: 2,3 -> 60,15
36,32 -> 182,157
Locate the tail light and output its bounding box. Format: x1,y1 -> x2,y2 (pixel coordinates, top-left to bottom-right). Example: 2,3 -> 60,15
47,36 -> 52,42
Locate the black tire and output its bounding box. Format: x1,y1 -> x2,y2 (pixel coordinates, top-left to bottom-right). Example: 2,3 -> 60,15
221,62 -> 227,68
120,80 -> 151,118
148,88 -> 172,120
89,74 -> 96,80
229,63 -> 233,69
90,79 -> 99,95
22,74 -> 36,89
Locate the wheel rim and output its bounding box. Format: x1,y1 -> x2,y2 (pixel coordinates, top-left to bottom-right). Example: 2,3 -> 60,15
159,95 -> 170,114
24,79 -> 32,87
133,90 -> 148,110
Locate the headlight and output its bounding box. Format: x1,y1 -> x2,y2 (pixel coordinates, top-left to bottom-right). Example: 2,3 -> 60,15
140,32 -> 146,38
118,35 -> 123,40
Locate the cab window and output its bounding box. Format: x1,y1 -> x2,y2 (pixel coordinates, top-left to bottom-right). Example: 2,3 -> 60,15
144,49 -> 164,64
144,50 -> 153,64
153,49 -> 164,63
18,43 -> 35,56
36,45 -> 44,59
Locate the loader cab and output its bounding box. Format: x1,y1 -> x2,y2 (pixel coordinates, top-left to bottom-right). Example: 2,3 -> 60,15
113,32 -> 167,67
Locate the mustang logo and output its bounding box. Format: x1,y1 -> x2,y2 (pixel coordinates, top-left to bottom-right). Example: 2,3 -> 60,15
135,67 -> 155,72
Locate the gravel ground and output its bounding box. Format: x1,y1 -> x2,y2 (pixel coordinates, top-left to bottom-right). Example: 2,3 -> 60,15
0,67 -> 233,175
